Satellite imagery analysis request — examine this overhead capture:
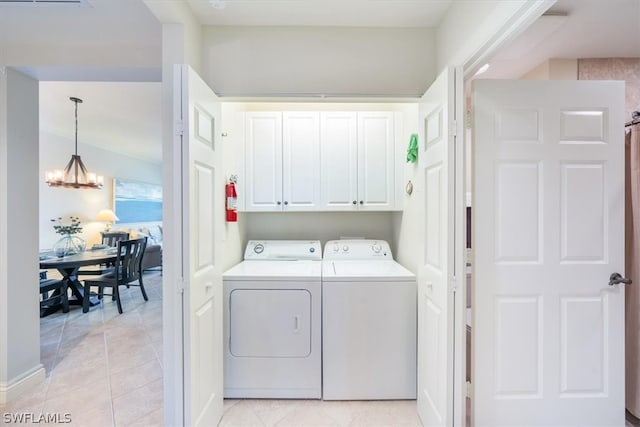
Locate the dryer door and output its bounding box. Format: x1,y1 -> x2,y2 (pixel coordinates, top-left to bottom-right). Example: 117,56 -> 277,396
230,289 -> 312,357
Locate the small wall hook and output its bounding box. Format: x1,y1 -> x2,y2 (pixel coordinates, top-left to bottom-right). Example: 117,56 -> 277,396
405,180 -> 413,195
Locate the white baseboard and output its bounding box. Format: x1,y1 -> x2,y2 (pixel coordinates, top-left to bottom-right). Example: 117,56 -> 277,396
0,364 -> 46,405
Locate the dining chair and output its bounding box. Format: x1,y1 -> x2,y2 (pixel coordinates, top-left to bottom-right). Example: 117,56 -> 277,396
77,231 -> 131,276
40,278 -> 68,317
82,237 -> 147,314
101,231 -> 130,247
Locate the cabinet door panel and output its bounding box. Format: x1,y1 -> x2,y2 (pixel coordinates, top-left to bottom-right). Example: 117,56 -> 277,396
283,112 -> 321,210
245,112 -> 282,211
358,112 -> 395,210
320,112 -> 358,210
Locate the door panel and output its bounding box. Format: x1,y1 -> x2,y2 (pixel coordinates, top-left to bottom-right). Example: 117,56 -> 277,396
229,289 -> 311,357
473,80 -> 625,426
320,112 -> 358,210
560,162 -> 605,262
357,112 -> 395,210
417,66 -> 464,427
245,112 -> 283,211
179,65 -> 223,427
283,111 -> 321,210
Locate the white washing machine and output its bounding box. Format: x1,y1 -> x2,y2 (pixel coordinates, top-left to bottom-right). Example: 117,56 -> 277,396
222,240 -> 322,399
322,239 -> 416,400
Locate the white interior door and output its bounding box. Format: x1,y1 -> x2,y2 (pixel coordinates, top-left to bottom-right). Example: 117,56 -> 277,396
177,65 -> 224,427
473,80 -> 625,426
417,66 -> 465,427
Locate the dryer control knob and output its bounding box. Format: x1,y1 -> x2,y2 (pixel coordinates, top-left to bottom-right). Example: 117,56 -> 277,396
253,243 -> 264,254
342,245 -> 349,252
333,244 -> 340,252
372,244 -> 382,253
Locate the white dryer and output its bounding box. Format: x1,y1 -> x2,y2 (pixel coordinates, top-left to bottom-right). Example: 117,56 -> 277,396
322,239 -> 416,400
222,240 -> 322,399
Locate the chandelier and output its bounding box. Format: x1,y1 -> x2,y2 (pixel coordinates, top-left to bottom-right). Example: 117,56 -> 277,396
45,97 -> 103,189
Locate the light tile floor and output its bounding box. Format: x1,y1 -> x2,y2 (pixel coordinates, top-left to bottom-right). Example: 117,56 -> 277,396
3,270 -> 639,427
0,271 -> 163,427
220,399 -> 421,427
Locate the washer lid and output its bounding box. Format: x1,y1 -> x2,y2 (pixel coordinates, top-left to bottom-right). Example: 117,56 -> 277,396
223,260 -> 322,281
322,260 -> 415,282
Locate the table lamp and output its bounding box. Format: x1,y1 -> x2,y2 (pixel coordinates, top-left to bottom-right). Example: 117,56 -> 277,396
96,209 -> 118,231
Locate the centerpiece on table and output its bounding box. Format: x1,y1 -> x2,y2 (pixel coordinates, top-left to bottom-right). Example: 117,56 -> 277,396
51,216 -> 86,257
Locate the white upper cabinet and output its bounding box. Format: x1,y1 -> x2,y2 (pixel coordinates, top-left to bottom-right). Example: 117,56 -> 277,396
245,112 -> 283,211
244,112 -> 320,211
357,112 -> 395,210
282,112 -> 321,210
320,112 -> 395,210
244,110 -> 396,212
320,112 -> 358,210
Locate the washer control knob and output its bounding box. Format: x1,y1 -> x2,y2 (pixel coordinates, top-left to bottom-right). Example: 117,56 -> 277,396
309,247 -> 315,253
253,243 -> 264,254
372,244 -> 382,253
333,244 -> 340,252
342,245 -> 349,252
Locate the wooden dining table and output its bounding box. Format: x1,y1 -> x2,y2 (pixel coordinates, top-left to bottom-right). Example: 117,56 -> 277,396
39,247 -> 118,309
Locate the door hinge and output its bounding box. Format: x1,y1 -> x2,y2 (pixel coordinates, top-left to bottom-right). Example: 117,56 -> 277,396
449,120 -> 457,137
466,381 -> 472,398
176,278 -> 185,294
449,277 -> 458,293
175,120 -> 184,137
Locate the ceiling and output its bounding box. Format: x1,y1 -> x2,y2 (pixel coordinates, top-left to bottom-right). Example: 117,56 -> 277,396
479,0 -> 640,79
39,81 -> 162,164
3,0 -> 640,163
185,0 -> 452,27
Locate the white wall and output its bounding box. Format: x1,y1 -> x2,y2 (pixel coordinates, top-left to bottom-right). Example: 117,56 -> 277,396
391,165 -> 421,273
203,26 -> 436,97
219,112 -> 247,270
0,67 -> 43,404
146,1 -> 203,76
39,131 -> 161,250
244,211 -> 394,248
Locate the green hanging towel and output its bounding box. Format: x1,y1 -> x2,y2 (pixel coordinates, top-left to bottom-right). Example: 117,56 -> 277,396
406,133 -> 418,163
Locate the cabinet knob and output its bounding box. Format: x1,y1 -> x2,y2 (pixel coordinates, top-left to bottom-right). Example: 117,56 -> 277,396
352,200 -> 357,205
277,201 -> 282,205
284,201 -> 289,205
359,200 -> 364,205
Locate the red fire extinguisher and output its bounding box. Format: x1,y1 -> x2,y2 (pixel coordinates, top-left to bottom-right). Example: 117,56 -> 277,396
225,175 -> 238,222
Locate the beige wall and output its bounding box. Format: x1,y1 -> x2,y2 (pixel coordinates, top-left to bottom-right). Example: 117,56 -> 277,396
203,26 -> 436,97
578,58 -> 640,119
521,58 -> 578,80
